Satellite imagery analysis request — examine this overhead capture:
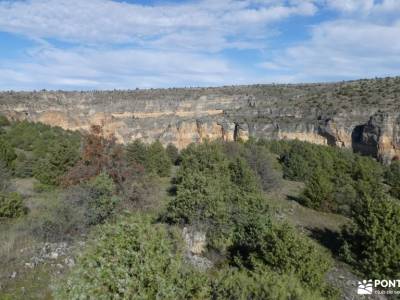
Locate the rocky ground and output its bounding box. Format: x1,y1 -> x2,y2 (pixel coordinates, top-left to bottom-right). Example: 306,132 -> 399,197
0,240 -> 85,299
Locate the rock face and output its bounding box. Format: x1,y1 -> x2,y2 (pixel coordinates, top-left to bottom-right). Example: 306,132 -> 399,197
182,227 -> 207,255
182,227 -> 212,270
1,79 -> 400,162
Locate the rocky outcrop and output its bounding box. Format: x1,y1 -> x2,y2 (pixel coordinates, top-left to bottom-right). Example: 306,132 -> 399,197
351,112 -> 400,163
182,227 -> 212,270
0,82 -> 399,162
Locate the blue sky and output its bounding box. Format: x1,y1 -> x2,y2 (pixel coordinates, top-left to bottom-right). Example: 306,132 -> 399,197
0,0 -> 399,90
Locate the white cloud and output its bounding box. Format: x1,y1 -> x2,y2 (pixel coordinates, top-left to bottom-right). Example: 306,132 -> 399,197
0,0 -> 317,50
261,19 -> 400,82
326,0 -> 400,17
0,0 -> 322,89
0,46 -> 259,90
326,0 -> 374,14
0,0 -> 399,89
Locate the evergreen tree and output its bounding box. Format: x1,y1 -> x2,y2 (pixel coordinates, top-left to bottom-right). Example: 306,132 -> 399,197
0,137 -> 16,168
147,141 -> 171,177
341,195 -> 400,278
166,143 -> 179,165
126,139 -> 147,165
0,192 -> 27,218
386,160 -> 400,199
0,160 -> 10,192
301,169 -> 333,210
232,214 -> 333,292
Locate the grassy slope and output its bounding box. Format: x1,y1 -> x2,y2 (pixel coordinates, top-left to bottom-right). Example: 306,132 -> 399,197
0,165 -> 380,299
0,179 -> 56,299
0,173 -> 174,300
266,179 -> 349,232
264,180 -> 385,300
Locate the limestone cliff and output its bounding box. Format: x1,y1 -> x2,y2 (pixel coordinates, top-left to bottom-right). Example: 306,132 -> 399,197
1,77 -> 400,162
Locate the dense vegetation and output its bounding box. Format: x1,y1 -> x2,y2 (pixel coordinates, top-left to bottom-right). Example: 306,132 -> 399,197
1,116 -> 400,299
261,139 -> 400,279
0,192 -> 27,218
55,213 -> 330,300
261,139 -> 388,215
1,120 -> 80,186
55,215 -> 210,299
163,142 -> 335,297
341,194 -> 400,279
126,139 -> 172,177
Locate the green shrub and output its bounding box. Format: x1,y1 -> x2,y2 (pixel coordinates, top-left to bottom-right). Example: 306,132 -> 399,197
301,168 -> 334,210
38,173 -> 120,234
212,267 -> 329,300
243,143 -> 282,191
166,143 -> 180,164
126,139 -> 147,165
340,195 -> 400,279
30,178 -> 121,241
257,139 -> 292,157
165,142 -> 267,252
259,140 -> 387,216
33,181 -> 55,193
221,141 -> 281,191
232,214 -> 333,291
0,192 -> 27,218
386,160 -> 400,199
121,174 -> 162,211
229,157 -> 261,194
331,176 -> 358,216
4,121 -> 80,154
13,152 -> 34,178
351,156 -> 385,198
33,140 -> 80,185
1,121 -> 80,185
84,172 -> 120,226
29,196 -> 84,241
126,140 -> 171,177
54,215 -> 210,299
165,142 -> 233,224
0,115 -> 10,126
0,160 -> 10,191
0,138 -> 16,168
147,140 -> 171,177
282,151 -> 312,181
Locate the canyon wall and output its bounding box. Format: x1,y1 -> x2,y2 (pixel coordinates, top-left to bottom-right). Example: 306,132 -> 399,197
1,80 -> 399,162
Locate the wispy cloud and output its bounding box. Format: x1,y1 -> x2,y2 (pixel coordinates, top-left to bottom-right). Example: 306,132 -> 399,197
0,0 -> 316,50
0,0 -> 322,89
260,0 -> 400,82
0,0 -> 398,89
0,46 -> 256,90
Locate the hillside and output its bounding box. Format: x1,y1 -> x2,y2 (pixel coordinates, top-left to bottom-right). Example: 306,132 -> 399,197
1,119 -> 400,299
1,76 -> 400,163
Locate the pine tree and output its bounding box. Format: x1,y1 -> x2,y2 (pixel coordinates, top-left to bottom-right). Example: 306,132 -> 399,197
147,141 -> 171,177
341,195 -> 400,278
386,160 -> 400,199
301,168 -> 333,210
166,143 -> 179,165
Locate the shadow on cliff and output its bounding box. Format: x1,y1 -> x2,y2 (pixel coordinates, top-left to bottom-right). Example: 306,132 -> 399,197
351,124 -> 379,158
